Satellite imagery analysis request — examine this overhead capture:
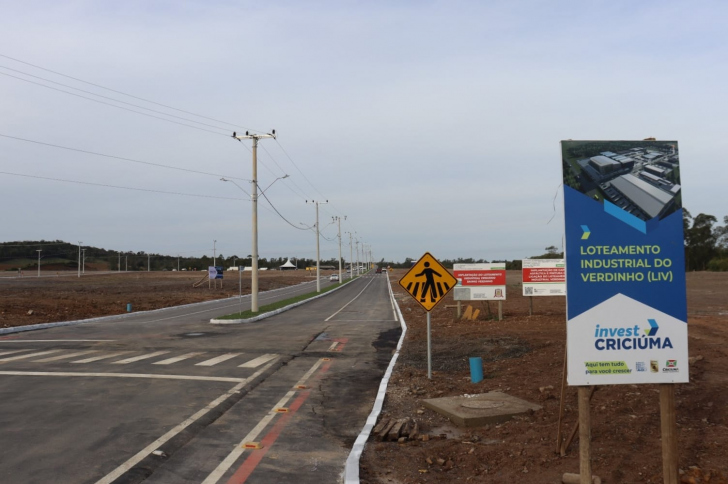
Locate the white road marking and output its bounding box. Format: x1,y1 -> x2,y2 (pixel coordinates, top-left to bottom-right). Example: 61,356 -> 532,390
112,351 -> 170,364
0,350 -> 62,362
33,350 -> 98,362
324,276 -> 376,322
71,351 -> 132,363
196,353 -> 241,367
0,340 -> 115,342
0,349 -> 31,357
0,371 -> 249,383
202,358 -> 325,484
328,342 -> 339,351
238,354 -> 278,368
153,352 -> 206,365
93,361 -> 278,484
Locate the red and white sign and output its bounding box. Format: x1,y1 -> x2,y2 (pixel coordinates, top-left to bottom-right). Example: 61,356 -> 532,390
453,263 -> 506,300
522,259 -> 565,296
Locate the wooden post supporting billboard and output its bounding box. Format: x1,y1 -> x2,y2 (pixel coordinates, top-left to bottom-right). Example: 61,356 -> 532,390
660,384 -> 678,484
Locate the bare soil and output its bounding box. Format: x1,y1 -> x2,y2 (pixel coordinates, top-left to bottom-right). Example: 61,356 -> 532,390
0,270 -> 321,328
359,271 -> 728,484
1,269 -> 725,483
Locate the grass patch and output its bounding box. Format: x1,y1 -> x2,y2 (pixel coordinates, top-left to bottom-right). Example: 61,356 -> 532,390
216,279 -> 351,320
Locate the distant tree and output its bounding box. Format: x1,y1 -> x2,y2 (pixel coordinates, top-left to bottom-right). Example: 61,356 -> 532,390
685,213 -> 718,271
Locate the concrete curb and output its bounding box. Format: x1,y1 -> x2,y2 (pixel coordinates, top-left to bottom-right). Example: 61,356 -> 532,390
210,276 -> 357,325
0,279 -> 319,336
342,272 -> 407,484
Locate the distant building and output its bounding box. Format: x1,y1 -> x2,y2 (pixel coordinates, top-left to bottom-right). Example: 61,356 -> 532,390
609,174 -> 679,220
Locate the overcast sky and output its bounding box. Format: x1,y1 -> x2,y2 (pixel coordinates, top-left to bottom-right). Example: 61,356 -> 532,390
2,1 -> 726,264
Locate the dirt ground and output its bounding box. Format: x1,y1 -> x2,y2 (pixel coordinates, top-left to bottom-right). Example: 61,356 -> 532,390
359,271 -> 728,484
0,270 -> 322,328
1,270 -> 725,483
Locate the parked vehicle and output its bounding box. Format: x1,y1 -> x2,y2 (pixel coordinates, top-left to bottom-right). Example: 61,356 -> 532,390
330,274 -> 339,282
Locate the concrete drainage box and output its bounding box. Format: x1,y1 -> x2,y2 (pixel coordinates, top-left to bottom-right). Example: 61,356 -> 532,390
422,392 -> 541,428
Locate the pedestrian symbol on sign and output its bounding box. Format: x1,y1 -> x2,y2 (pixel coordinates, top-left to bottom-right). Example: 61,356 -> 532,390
399,253 -> 457,312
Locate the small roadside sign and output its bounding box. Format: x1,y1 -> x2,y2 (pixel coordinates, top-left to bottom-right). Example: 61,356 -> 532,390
399,252 -> 456,311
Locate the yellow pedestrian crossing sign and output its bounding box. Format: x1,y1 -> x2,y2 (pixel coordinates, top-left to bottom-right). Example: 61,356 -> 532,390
399,252 -> 457,311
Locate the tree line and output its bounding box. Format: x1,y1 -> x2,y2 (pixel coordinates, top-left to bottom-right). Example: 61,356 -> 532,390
0,241 -> 341,272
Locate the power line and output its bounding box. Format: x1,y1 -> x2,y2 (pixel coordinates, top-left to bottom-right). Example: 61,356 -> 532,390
0,171 -> 251,201
0,71 -> 229,137
0,53 -> 262,133
257,188 -> 309,231
0,133 -> 251,182
0,65 -> 234,132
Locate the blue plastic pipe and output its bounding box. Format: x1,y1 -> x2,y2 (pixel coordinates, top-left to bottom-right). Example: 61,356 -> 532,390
469,357 -> 484,383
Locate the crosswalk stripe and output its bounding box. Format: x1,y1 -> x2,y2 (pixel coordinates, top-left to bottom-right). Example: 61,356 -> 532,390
33,350 -> 98,362
71,351 -> 133,363
112,351 -> 170,364
196,353 -> 241,367
238,354 -> 278,368
0,349 -> 32,357
0,350 -> 62,362
153,352 -> 206,365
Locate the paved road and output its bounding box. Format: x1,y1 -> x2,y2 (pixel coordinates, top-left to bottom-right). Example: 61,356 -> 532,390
0,272 -> 399,484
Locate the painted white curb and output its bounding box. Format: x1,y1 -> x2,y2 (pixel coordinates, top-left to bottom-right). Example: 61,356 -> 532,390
210,276 -> 357,324
342,272 -> 407,484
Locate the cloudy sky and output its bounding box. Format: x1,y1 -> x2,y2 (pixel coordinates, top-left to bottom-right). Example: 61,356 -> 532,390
2,1 -> 726,264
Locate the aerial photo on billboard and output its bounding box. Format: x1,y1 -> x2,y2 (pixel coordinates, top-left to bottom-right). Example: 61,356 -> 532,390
561,140 -> 681,233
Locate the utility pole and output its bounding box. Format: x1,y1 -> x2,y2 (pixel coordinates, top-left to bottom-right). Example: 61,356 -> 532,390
232,129 -> 276,313
118,252 -> 121,272
213,240 -> 217,266
334,216 -> 346,283
147,254 -> 150,272
125,254 -> 128,272
82,248 -> 86,274
78,241 -> 82,278
347,232 -> 353,278
177,255 -> 180,272
37,249 -> 42,277
355,239 -> 361,276
307,200 -> 328,292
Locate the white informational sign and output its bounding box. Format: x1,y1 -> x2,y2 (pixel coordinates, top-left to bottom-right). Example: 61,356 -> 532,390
452,263 -> 506,301
522,259 -> 566,296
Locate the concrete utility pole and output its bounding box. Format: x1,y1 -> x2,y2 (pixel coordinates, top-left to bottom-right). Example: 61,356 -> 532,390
78,241 -> 82,278
232,129 -> 276,313
118,252 -> 121,272
334,216 -> 346,283
307,200 -> 328,292
347,232 -> 353,278
82,248 -> 86,274
125,254 -> 128,272
147,254 -> 150,272
355,238 -> 360,276
37,249 -> 41,277
177,255 -> 180,272
213,240 -> 217,266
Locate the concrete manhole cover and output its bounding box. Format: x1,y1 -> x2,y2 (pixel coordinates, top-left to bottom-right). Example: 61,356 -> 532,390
461,401 -> 505,410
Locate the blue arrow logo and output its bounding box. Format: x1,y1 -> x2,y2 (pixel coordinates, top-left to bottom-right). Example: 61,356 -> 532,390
645,318 -> 659,336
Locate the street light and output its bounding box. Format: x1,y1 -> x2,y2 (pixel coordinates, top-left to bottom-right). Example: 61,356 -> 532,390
220,140 -> 285,313
37,249 -> 42,277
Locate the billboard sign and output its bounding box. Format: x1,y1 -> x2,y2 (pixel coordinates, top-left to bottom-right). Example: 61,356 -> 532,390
452,263 -> 506,301
208,266 -> 224,280
522,259 -> 565,296
561,140 -> 687,385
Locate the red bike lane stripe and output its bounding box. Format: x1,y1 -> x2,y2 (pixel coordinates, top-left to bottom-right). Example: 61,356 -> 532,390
226,361 -> 332,484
